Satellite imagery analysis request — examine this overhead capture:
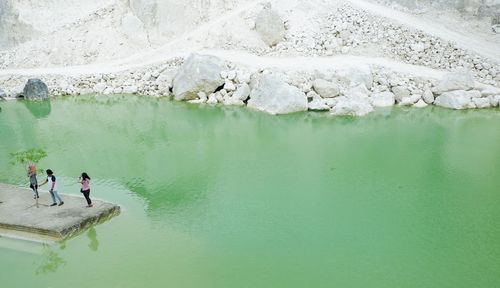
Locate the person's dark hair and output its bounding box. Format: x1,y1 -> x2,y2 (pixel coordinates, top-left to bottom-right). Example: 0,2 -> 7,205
46,169 -> 53,175
81,172 -> 91,180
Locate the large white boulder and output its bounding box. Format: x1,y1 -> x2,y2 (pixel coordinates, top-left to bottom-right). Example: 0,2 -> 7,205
233,83 -> 251,101
255,7 -> 285,47
371,91 -> 395,107
312,79 -> 340,98
172,54 -> 225,101
331,96 -> 374,116
434,90 -> 477,109
392,86 -> 410,102
248,74 -> 308,115
331,85 -> 373,116
434,70 -> 475,94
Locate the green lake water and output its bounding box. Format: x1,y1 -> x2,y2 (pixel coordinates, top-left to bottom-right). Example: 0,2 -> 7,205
0,96 -> 499,288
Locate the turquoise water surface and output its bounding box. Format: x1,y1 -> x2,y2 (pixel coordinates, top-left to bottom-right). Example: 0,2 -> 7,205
0,96 -> 499,288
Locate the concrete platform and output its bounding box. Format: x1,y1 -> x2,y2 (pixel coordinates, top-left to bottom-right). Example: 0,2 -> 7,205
0,183 -> 120,241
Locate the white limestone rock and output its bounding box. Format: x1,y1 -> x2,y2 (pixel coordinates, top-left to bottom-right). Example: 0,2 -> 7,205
480,86 -> 500,97
173,54 -> 225,101
413,99 -> 428,108
392,86 -> 410,103
371,91 -> 395,107
255,7 -> 285,47
248,74 -> 308,115
233,83 -> 251,101
224,80 -> 236,92
308,98 -> 330,111
472,97 -> 491,108
434,70 -> 475,94
312,79 -> 340,98
93,82 -> 107,94
123,86 -> 138,94
422,89 -> 435,104
331,96 -> 374,117
434,90 -> 476,109
206,94 -> 218,105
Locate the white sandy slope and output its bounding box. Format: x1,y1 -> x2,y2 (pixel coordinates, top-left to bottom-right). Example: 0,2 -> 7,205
0,0 -> 498,79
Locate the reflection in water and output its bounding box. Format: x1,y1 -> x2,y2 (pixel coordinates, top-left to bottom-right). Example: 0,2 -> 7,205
23,100 -> 51,119
35,244 -> 66,275
87,227 -> 99,252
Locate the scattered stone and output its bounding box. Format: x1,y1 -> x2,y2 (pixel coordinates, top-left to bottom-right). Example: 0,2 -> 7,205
312,79 -> 340,98
172,54 -> 225,101
255,6 -> 285,47
371,91 -> 395,107
248,74 -> 307,115
22,79 -> 49,100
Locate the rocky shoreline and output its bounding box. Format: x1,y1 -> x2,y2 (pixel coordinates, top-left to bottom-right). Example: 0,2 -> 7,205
1,52 -> 499,117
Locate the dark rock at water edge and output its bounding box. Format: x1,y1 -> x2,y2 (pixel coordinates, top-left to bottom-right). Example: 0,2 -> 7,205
22,79 -> 49,101
0,88 -> 5,100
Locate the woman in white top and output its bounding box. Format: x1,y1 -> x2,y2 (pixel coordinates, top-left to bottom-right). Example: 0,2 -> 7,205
40,169 -> 64,206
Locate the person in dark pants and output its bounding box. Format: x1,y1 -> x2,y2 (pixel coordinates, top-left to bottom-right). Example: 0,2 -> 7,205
78,172 -> 92,207
27,164 -> 39,199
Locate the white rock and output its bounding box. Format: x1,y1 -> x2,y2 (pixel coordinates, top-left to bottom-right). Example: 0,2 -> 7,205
123,85 -> 138,94
313,79 -> 340,98
489,95 -> 500,107
341,65 -> 373,89
197,91 -> 208,100
392,86 -> 410,102
173,54 -> 225,101
233,83 -> 251,101
371,91 -> 395,107
227,71 -> 237,81
255,7 -> 285,47
434,70 -> 475,94
207,94 -> 218,105
237,73 -> 251,84
422,89 -> 435,104
346,84 -> 370,99
413,99 -> 428,108
113,87 -> 123,94
331,96 -> 374,117
480,86 -> 500,97
324,98 -> 338,107
188,98 -> 207,104
434,90 -> 475,109
78,88 -> 93,95
308,98 -> 330,111
224,80 -> 236,92
93,82 -> 107,93
472,97 -> 491,108
223,97 -> 245,106
248,74 -> 308,115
